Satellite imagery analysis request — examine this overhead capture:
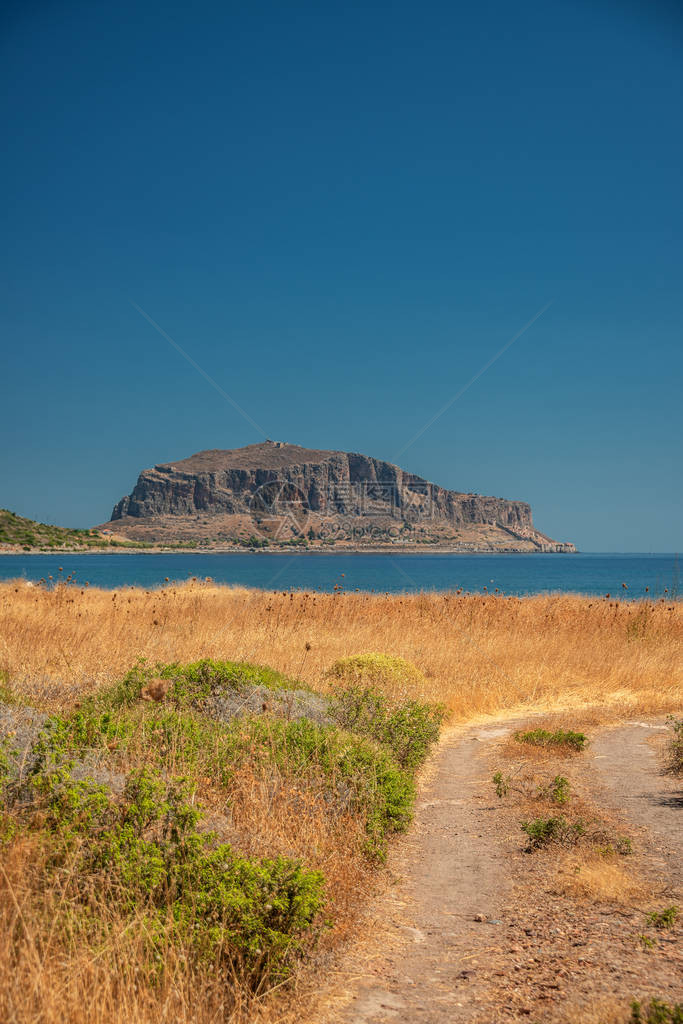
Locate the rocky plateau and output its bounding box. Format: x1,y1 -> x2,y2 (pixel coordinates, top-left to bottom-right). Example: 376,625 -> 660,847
101,442 -> 575,551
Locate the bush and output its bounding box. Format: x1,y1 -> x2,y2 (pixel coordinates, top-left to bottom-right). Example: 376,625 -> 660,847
222,716 -> 416,859
630,999 -> 683,1023
665,715 -> 683,775
545,775 -> 571,805
492,771 -> 571,805
331,684 -> 444,772
646,905 -> 679,930
95,658 -> 304,711
520,816 -> 585,849
0,656 -> 447,1004
0,741 -> 10,791
31,690 -> 416,861
514,728 -> 588,752
492,771 -> 509,798
325,653 -> 427,694
520,813 -> 634,856
27,654 -> 441,868
22,762 -> 325,987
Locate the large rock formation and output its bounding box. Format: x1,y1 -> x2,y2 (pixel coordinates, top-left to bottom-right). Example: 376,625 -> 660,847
103,442 -> 575,551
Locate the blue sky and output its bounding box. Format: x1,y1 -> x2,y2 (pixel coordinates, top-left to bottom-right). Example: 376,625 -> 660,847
1,0 -> 681,551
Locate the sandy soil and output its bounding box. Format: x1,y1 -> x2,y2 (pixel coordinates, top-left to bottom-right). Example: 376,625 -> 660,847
590,724 -> 682,886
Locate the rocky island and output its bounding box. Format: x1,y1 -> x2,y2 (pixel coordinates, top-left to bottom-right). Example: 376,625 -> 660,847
101,442 -> 575,552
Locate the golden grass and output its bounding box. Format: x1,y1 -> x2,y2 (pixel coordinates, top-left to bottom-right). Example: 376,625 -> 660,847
0,710 -> 371,1024
0,581 -> 680,1023
0,581 -> 680,718
0,850 -> 241,1024
555,1000 -> 628,1024
557,854 -> 650,905
0,773 -> 367,1024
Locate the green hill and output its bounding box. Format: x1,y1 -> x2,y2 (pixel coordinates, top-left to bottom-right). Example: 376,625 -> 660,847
0,509 -> 107,551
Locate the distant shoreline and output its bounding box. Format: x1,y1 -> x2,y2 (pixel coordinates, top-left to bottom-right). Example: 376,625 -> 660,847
0,544 -> 577,557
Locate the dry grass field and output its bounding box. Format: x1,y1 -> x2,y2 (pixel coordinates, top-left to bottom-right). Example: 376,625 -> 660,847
1,580 -> 680,717
0,580 -> 680,1024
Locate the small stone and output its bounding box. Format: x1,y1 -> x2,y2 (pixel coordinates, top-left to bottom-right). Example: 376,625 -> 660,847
474,913 -> 486,922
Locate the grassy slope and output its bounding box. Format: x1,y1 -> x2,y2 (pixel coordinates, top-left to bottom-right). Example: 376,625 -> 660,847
0,509 -> 108,550
0,509 -> 152,551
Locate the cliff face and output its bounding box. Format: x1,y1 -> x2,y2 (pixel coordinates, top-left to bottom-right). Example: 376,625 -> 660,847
106,442 -> 574,551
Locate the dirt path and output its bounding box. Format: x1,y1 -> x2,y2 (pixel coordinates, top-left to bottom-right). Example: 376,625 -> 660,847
323,717 -> 682,1024
330,724 -> 519,1023
590,723 -> 682,887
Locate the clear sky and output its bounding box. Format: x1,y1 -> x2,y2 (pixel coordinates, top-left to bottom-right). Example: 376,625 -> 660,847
1,0 -> 681,551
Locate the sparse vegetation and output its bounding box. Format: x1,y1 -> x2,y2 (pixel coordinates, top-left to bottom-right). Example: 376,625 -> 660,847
0,509 -> 108,550
664,715 -> 683,775
515,727 -> 589,751
493,770 -> 571,805
521,815 -> 586,849
0,509 -> 152,551
630,998 -> 683,1023
560,856 -> 644,903
645,905 -> 679,930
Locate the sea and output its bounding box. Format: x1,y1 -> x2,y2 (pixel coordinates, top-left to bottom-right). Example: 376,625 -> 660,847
0,552 -> 679,598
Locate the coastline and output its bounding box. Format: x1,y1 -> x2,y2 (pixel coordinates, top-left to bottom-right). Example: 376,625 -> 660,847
0,543 -> 577,556
2,551 -> 676,601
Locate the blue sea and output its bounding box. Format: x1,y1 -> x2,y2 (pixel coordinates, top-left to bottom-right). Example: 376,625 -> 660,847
0,552 -> 679,598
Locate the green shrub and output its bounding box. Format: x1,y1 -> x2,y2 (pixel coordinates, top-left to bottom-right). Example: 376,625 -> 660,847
325,653 -> 427,692
97,658 -> 304,711
221,717 -> 415,859
646,905 -> 679,930
23,762 -> 325,986
492,771 -> 571,805
31,694 -> 415,862
331,684 -> 443,772
545,775 -> 571,805
492,771 -> 509,797
32,766 -> 113,832
665,715 -> 683,775
630,999 -> 683,1023
520,815 -> 585,849
514,728 -> 588,752
0,741 -> 11,792
27,656 -> 436,873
